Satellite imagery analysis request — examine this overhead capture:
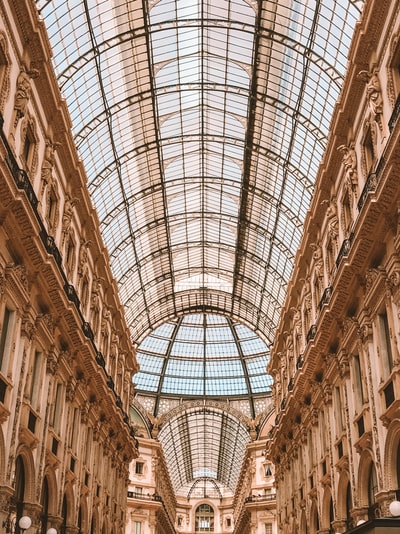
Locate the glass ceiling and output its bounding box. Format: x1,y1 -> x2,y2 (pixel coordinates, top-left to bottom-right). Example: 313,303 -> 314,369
135,313 -> 273,416
36,0 -> 363,344
36,0 -> 364,498
158,406 -> 250,497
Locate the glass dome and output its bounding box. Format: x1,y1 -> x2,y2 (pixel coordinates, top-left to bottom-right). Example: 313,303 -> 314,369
135,313 -> 273,418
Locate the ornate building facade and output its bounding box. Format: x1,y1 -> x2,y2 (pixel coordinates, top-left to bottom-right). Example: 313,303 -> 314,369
4,0 -> 400,533
0,1 -> 139,532
126,402 -> 276,534
268,1 -> 400,532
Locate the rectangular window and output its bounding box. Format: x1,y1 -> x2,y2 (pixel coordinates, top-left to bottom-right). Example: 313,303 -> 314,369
353,354 -> 366,411
51,383 -> 64,434
265,524 -> 272,534
264,464 -> 272,477
335,386 -> 344,435
377,312 -> 393,378
0,307 -> 15,372
135,462 -> 144,475
320,410 -> 327,453
85,428 -> 92,465
133,522 -> 141,534
68,407 -> 80,451
29,350 -> 42,407
308,429 -> 313,467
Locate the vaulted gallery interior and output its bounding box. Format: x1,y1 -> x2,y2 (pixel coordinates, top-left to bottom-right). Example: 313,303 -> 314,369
1,0 -> 400,533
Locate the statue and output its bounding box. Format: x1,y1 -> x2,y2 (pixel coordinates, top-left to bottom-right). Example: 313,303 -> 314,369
357,70 -> 383,126
14,67 -> 39,121
337,143 -> 358,190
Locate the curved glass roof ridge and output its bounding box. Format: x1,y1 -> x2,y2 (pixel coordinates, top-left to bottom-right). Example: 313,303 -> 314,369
135,313 -> 273,417
36,0 -> 364,345
158,406 -> 250,497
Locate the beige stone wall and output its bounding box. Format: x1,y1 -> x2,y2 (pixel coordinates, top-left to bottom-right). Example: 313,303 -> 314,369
0,0 -> 139,532
268,1 -> 400,532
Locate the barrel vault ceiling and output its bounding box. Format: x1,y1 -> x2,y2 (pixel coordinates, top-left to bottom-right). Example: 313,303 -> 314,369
37,0 -> 364,498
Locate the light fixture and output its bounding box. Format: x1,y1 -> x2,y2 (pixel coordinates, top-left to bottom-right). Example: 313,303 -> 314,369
389,499 -> 400,517
18,516 -> 32,532
46,529 -> 57,534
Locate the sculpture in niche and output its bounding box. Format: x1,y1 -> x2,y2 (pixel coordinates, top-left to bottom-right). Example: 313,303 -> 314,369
13,67 -> 39,123
322,197 -> 339,244
78,239 -> 91,277
357,69 -> 383,129
40,140 -> 60,200
90,276 -> 103,311
110,331 -> 119,377
304,278 -> 312,312
62,193 -> 79,235
337,143 -> 358,191
310,243 -> 324,280
101,306 -> 110,331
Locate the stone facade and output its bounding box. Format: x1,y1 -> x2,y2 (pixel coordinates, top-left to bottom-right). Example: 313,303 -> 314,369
0,1 -> 139,532
268,1 -> 400,532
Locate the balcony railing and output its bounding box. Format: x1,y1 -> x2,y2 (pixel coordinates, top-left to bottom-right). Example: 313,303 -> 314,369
245,494 -> 276,503
127,491 -> 162,502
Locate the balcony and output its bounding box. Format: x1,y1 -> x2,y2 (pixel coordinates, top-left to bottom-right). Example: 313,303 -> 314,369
127,491 -> 162,502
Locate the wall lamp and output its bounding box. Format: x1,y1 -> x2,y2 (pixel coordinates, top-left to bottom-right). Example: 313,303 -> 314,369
389,489 -> 400,517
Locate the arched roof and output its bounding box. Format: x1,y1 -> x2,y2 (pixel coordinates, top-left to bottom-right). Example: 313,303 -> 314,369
37,0 -> 363,343
37,0 -> 364,498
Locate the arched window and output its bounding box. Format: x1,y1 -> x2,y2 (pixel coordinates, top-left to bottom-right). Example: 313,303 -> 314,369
329,496 -> 334,533
15,456 -> 25,532
40,476 -> 49,534
368,462 -> 378,519
61,494 -> 67,534
346,481 -> 352,527
78,506 -> 82,532
195,504 -> 214,532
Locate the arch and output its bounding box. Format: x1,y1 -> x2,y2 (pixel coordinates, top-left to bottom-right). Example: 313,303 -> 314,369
39,469 -> 59,534
101,514 -> 110,534
336,470 -> 352,526
357,449 -> 379,519
195,503 -> 215,532
383,419 -> 400,490
187,478 -> 223,500
321,486 -> 334,530
78,496 -> 89,534
14,446 -> 35,504
81,499 -> 89,531
91,506 -> 100,534
42,467 -> 58,517
61,483 -> 76,530
309,499 -> 319,534
299,509 -> 307,534
357,449 -> 375,507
